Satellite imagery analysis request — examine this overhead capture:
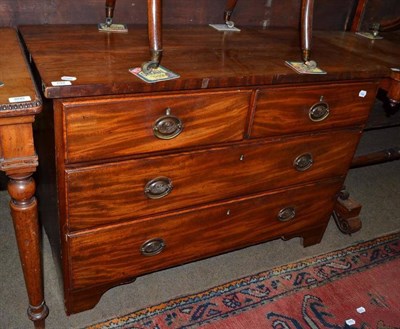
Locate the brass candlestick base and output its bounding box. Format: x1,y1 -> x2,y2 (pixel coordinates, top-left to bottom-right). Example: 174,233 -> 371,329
98,23 -> 128,33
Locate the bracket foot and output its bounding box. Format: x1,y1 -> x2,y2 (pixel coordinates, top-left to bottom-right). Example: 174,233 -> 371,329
333,188 -> 362,234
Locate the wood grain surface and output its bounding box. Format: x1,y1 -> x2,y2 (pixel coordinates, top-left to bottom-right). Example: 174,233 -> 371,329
251,82 -> 377,137
60,90 -> 251,163
68,178 -> 343,290
64,129 -> 360,230
0,28 -> 41,115
19,25 -> 399,98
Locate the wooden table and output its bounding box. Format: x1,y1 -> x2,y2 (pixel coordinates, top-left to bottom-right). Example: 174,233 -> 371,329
349,30 -> 400,167
0,28 -> 48,329
17,24 -> 399,327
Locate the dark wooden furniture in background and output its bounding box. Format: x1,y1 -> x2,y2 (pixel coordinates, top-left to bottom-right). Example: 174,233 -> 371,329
0,28 -> 48,329
358,0 -> 400,31
19,18 -> 399,318
350,1 -> 400,167
325,27 -> 400,231
2,0 -> 399,31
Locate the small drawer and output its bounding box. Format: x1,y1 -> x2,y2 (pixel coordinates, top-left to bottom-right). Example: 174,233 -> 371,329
68,179 -> 342,290
60,90 -> 251,163
65,129 -> 360,230
250,82 -> 378,138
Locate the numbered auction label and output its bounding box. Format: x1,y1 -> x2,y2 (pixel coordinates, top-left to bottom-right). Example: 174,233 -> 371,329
8,96 -> 32,103
51,81 -> 72,86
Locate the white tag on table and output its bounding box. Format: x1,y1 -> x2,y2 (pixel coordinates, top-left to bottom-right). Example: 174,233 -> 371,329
356,306 -> 366,313
51,81 -> 72,86
8,96 -> 32,103
359,90 -> 367,98
61,76 -> 77,81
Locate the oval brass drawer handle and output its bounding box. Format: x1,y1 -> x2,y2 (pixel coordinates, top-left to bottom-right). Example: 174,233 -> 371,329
140,238 -> 166,256
293,153 -> 314,171
144,176 -> 173,199
277,207 -> 296,222
309,101 -> 330,122
153,108 -> 183,140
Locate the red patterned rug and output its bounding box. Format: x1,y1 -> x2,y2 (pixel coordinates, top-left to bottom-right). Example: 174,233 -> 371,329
85,232 -> 400,329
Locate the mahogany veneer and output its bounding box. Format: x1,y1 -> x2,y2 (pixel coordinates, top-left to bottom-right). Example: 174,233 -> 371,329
18,24 -> 399,318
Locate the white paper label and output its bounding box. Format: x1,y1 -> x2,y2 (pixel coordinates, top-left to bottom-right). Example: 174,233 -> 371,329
8,96 -> 32,103
359,90 -> 367,98
51,81 -> 72,86
61,76 -> 77,81
356,306 -> 366,313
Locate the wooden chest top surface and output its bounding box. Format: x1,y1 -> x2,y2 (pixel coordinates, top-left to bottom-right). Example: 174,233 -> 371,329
19,25 -> 399,99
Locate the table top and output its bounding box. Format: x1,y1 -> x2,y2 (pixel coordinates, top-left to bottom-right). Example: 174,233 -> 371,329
19,25 -> 400,99
0,28 -> 41,116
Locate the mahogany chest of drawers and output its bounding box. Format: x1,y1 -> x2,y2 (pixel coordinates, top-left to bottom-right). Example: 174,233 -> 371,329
19,25 -> 387,315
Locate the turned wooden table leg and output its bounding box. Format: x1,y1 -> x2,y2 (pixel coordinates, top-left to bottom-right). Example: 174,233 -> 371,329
8,174 -> 49,329
386,68 -> 400,107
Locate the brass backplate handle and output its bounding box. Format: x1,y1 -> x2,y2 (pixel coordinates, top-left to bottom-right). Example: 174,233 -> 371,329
140,238 -> 166,256
153,108 -> 183,140
309,101 -> 330,122
277,207 -> 296,222
144,176 -> 173,199
293,153 -> 314,171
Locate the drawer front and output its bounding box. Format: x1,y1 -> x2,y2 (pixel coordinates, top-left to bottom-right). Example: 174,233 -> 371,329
251,82 -> 377,138
62,90 -> 251,163
66,129 -> 360,230
68,179 -> 343,290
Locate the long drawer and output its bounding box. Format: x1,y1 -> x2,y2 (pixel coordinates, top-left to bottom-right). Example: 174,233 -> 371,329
68,178 -> 343,290
59,90 -> 251,163
65,129 -> 360,230
250,82 -> 377,138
